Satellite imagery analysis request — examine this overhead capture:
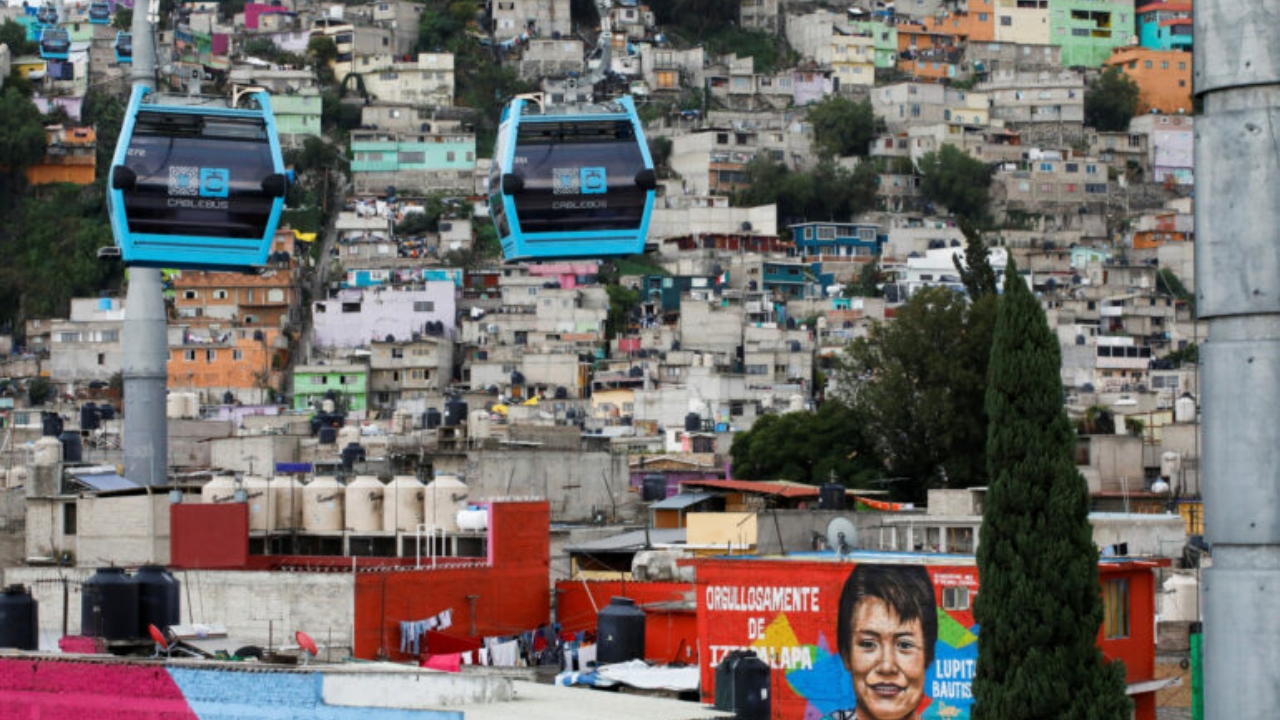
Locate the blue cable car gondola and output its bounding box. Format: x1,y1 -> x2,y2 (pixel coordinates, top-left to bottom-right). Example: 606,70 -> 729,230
114,31 -> 132,63
39,28 -> 69,60
488,94 -> 656,262
88,1 -> 111,24
106,84 -> 289,270
35,3 -> 57,27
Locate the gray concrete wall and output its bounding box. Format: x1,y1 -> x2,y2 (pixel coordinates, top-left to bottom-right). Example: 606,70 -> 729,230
464,449 -> 637,524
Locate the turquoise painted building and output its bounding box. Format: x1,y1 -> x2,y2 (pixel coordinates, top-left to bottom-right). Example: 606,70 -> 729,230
350,129 -> 476,195
292,363 -> 368,414
1136,0 -> 1192,52
850,20 -> 898,69
1050,0 -> 1136,68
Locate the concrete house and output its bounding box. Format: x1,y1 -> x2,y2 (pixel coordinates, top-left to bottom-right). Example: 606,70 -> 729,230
47,298 -> 125,391
226,66 -> 322,147
311,284 -> 456,351
490,0 -> 570,42
292,363 -> 369,414
993,0 -> 1051,45
994,151 -> 1111,213
978,68 -> 1086,125
168,326 -> 290,405
640,45 -> 705,95
349,121 -> 476,196
367,334 -> 455,409
1129,113 -> 1194,186
172,266 -> 303,331
352,52 -> 455,106
1048,0 -> 1136,68
786,10 -> 877,91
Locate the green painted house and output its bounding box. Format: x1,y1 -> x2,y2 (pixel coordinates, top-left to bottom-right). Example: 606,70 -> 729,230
293,363 -> 369,415
851,20 -> 899,69
350,129 -> 477,195
1051,0 -> 1136,68
272,90 -> 323,147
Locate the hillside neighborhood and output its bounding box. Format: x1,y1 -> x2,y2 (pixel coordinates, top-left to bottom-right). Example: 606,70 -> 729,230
0,0 -> 1203,717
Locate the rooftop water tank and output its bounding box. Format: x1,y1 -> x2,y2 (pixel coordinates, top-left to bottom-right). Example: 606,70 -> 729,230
341,442 -> 366,472
424,408 -> 442,429
456,505 -> 489,532
642,474 -> 667,502
423,475 -> 468,532
134,565 -> 180,637
337,424 -> 361,449
303,476 -> 345,532
819,482 -> 846,510
0,585 -> 38,650
59,431 -> 82,464
41,412 -> 63,437
469,409 -> 491,439
444,398 -> 467,426
383,475 -> 425,533
81,567 -> 139,641
392,408 -> 414,434
1175,393 -> 1196,423
33,436 -> 62,466
242,475 -> 273,532
201,475 -> 239,504
1160,572 -> 1200,623
318,425 -> 338,444
80,403 -> 100,431
732,652 -> 771,720
597,597 -> 645,664
321,398 -> 336,413
345,475 -> 384,532
270,475 -> 304,530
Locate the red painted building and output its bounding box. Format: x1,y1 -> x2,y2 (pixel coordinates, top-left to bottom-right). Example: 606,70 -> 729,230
555,580 -> 699,666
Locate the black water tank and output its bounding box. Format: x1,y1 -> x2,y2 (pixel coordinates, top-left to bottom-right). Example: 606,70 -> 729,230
819,482 -> 846,510
684,412 -> 701,432
134,565 -> 180,637
714,649 -> 755,711
642,474 -> 667,502
59,431 -> 83,463
98,404 -> 116,420
597,596 -> 645,664
424,408 -> 442,429
341,443 -> 366,471
80,403 -> 100,431
318,426 -> 338,444
41,412 -> 63,437
444,399 -> 467,426
81,567 -> 139,640
0,584 -> 38,650
733,652 -> 771,720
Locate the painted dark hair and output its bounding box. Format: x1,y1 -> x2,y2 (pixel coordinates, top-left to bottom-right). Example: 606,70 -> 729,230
837,563 -> 939,670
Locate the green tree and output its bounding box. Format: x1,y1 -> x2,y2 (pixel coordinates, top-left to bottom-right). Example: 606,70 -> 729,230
845,260 -> 883,298
831,286 -> 996,503
973,259 -> 1132,720
112,8 -> 132,30
953,218 -> 999,299
917,144 -> 994,223
0,19 -> 37,56
738,157 -> 879,223
307,36 -> 338,86
1085,67 -> 1141,133
0,87 -> 47,204
604,284 -> 641,341
729,400 -> 883,487
27,377 -> 54,406
82,90 -> 126,174
808,96 -> 882,158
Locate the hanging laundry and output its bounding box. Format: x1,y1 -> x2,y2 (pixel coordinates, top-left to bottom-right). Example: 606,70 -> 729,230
421,653 -> 463,672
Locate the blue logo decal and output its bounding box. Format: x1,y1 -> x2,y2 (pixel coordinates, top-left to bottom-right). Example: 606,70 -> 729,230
200,168 -> 230,198
580,167 -> 607,194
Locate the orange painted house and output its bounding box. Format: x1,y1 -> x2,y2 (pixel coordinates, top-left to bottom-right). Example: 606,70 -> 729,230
171,262 -> 302,331
168,326 -> 290,404
26,125 -> 96,186
1104,46 -> 1194,115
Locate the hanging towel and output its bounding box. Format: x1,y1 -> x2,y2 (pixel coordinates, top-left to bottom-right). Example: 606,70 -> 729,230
490,639 -> 520,667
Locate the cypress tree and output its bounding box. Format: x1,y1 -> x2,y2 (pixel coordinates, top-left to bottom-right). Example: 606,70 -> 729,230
972,259 -> 1131,720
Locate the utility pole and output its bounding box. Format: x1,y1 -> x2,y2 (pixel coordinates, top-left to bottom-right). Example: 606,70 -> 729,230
121,0 -> 168,487
1195,3 -> 1280,717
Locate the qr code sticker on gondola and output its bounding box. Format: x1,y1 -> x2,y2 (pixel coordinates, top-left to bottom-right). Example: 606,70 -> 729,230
168,166 -> 199,196
552,168 -> 578,195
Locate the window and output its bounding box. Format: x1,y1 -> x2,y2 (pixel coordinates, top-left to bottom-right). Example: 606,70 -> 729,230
1000,15 -> 1011,25
392,348 -> 404,359
1145,60 -> 1153,69
213,290 -> 228,300
184,350 -> 196,361
1161,61 -> 1169,69
63,503 -> 76,536
1086,164 -> 1099,175
206,349 -> 216,363
1039,162 -> 1054,172
399,151 -> 425,163
1086,183 -> 1107,193
183,290 -> 198,300
447,151 -> 456,162
942,586 -> 970,610
97,353 -> 106,365
413,301 -> 435,312
1103,578 -> 1130,639
231,349 -> 245,361
1065,163 -> 1079,173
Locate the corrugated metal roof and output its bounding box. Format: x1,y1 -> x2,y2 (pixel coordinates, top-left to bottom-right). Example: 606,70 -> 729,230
679,478 -> 820,499
650,492 -> 718,510
462,680 -> 731,720
66,466 -> 140,492
567,528 -> 685,553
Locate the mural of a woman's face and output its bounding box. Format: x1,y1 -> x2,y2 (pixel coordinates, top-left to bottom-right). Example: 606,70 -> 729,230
849,597 -> 928,720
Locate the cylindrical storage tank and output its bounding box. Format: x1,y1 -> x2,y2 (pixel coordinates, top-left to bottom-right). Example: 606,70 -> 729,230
345,475 -> 384,532
341,442 -> 366,471
201,475 -> 238,504
456,505 -> 489,532
243,475 -> 273,532
81,567 -> 139,640
1175,394 -> 1196,423
715,649 -> 753,711
788,394 -> 805,412
684,412 -> 701,432
271,476 -> 304,530
98,404 -> 116,421
337,424 -> 361,449
304,476 -> 345,532
321,398 -> 336,413
80,403 -> 100,431
597,596 -> 645,664
444,398 -> 467,426
819,482 -> 846,510
318,425 -> 338,444
41,412 -> 63,437
732,652 -> 771,720
424,408 -> 442,429
34,436 -> 62,466
642,474 -> 667,502
134,565 -> 180,637
59,431 -> 83,463
423,475 -> 468,532
392,408 -> 414,434
1161,573 -> 1200,623
383,475 -> 425,532
0,584 -> 38,650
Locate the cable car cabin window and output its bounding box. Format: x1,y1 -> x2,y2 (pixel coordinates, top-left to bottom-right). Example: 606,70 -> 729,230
119,112 -> 277,239
509,120 -> 648,234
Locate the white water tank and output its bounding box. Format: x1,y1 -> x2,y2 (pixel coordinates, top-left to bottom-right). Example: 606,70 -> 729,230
469,410 -> 491,440
383,475 -> 425,532
345,475 -> 384,532
201,475 -> 239,504
167,392 -> 199,419
33,436 -> 62,466
1160,572 -> 1200,623
423,475 -> 468,532
243,475 -> 273,531
321,399 -> 336,413
457,505 -> 489,532
337,424 -> 361,449
1174,394 -> 1197,423
391,408 -> 414,434
303,476 -> 344,532
271,475 -> 304,530
1160,451 -> 1182,482
788,394 -> 805,412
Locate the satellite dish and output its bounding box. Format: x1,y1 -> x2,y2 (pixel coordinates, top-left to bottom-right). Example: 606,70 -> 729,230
296,631 -> 318,664
826,517 -> 858,556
